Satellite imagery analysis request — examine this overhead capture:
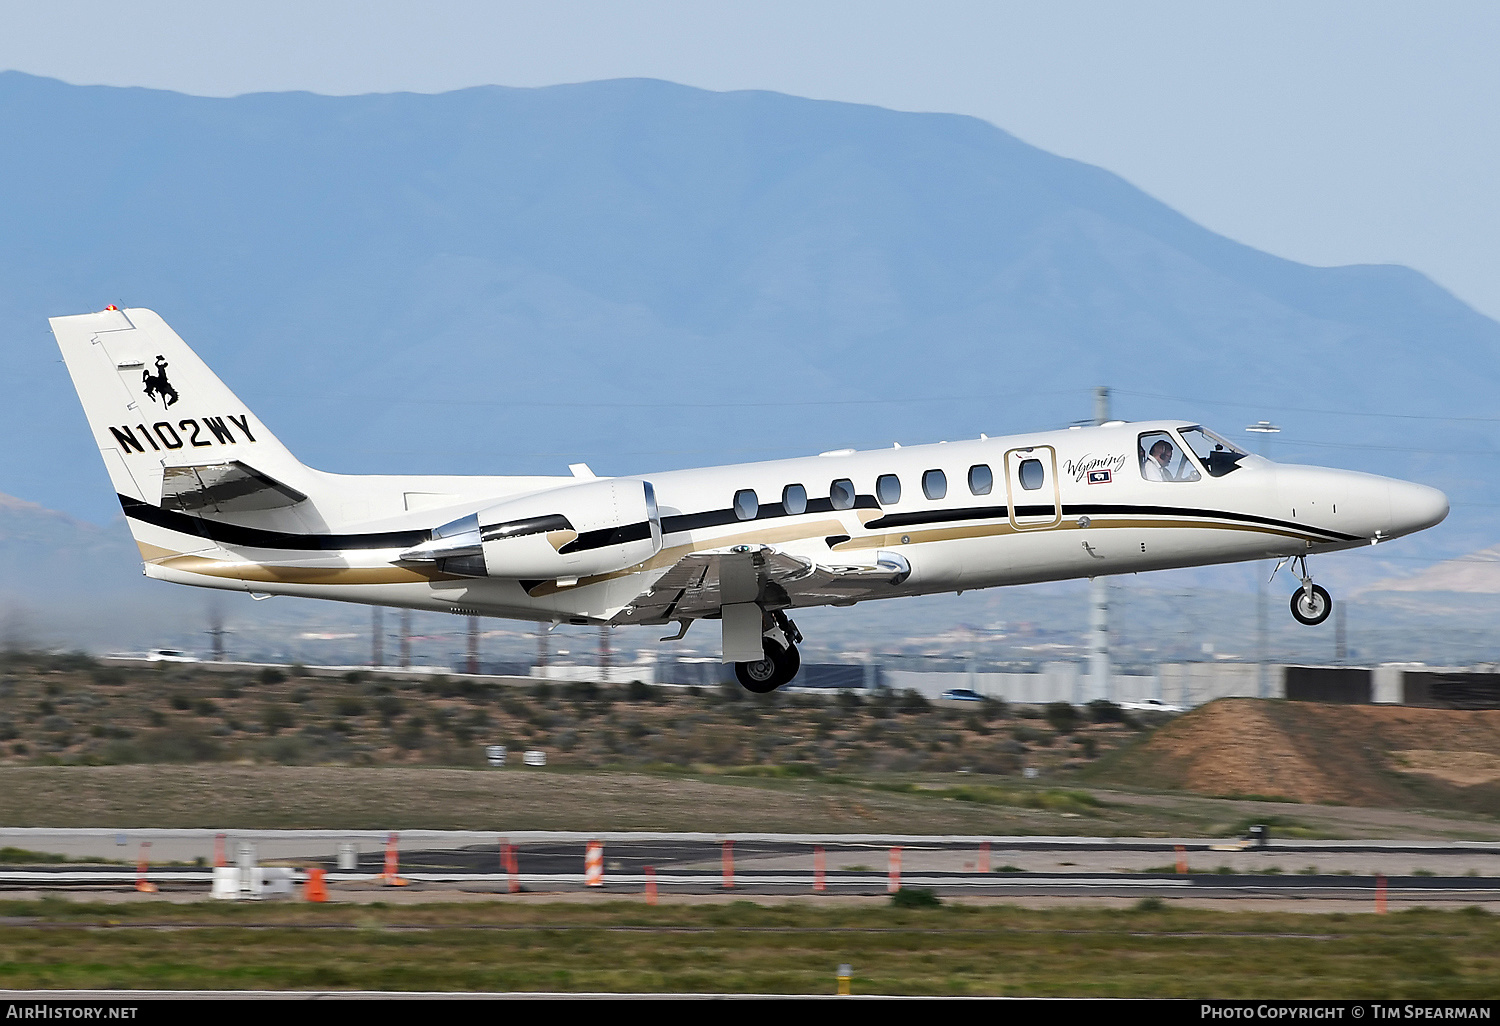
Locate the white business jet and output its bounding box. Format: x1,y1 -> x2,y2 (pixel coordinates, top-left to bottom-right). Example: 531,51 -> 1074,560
53,308 -> 1449,692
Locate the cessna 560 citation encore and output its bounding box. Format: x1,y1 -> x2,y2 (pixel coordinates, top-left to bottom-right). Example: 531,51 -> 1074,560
53,308 -> 1450,692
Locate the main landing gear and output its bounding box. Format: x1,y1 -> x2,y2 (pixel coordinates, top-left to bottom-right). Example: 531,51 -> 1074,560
1283,555 -> 1333,626
735,610 -> 803,694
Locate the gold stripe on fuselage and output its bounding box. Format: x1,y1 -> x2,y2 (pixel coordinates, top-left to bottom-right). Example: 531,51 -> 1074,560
154,553 -> 463,585
136,508 -> 1326,594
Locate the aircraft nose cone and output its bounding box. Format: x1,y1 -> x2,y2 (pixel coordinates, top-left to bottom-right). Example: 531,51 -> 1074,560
1389,480 -> 1449,537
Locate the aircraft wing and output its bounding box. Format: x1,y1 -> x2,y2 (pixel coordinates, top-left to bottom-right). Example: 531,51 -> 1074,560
610,544 -> 910,626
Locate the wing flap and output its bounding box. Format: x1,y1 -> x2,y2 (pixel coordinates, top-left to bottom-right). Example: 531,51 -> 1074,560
611,545 -> 909,625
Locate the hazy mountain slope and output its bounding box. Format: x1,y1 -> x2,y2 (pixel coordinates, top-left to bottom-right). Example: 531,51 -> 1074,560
0,491 -> 187,651
0,72 -> 1492,565
0,493 -> 138,589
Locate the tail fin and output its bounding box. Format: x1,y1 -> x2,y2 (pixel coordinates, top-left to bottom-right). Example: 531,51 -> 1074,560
50,307 -> 313,518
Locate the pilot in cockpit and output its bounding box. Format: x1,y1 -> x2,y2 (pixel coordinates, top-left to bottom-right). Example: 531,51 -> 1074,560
1142,438 -> 1176,482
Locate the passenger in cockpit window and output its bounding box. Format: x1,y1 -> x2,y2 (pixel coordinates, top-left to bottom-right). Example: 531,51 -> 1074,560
1142,439 -> 1175,482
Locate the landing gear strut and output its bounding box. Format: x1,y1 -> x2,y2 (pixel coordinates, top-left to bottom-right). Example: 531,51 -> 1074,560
734,610 -> 803,693
1285,555 -> 1333,626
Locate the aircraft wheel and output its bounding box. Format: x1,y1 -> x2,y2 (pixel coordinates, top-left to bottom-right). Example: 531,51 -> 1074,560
736,640 -> 800,693
1290,584 -> 1332,626
780,642 -> 801,683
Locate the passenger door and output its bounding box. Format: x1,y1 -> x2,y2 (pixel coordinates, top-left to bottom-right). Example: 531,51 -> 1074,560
1004,446 -> 1062,530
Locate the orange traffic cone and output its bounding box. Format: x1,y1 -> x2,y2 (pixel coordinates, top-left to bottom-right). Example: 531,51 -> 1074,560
584,841 -> 604,887
135,841 -> 157,893
381,832 -> 409,886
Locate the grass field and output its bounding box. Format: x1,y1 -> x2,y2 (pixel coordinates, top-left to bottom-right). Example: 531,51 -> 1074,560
0,898 -> 1494,996
1,764 -> 1497,840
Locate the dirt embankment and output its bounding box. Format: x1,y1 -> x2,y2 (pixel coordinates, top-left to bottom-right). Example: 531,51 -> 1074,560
1096,699 -> 1500,810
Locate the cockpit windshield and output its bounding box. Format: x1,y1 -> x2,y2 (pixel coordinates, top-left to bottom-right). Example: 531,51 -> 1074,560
1178,426 -> 1249,478
1138,426 -> 1250,483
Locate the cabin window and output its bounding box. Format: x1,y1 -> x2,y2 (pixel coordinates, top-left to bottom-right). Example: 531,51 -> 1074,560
782,483 -> 807,515
922,469 -> 947,500
830,478 -> 856,510
876,474 -> 901,505
968,464 -> 993,496
1018,459 -> 1046,491
1178,426 -> 1248,478
1138,431 -> 1201,483
733,488 -> 759,520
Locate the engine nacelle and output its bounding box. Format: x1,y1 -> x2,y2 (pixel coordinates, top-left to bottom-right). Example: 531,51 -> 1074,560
399,479 -> 662,581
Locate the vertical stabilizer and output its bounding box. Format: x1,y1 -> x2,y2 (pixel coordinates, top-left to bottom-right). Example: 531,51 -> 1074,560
50,307 -> 311,511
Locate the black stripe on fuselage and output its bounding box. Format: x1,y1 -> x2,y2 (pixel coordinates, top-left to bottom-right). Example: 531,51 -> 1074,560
556,494 -> 885,554
865,505 -> 1008,529
557,520 -> 654,554
659,494 -> 880,535
118,494 -> 428,551
1065,503 -> 1358,542
866,501 -> 1355,542
120,487 -> 1357,558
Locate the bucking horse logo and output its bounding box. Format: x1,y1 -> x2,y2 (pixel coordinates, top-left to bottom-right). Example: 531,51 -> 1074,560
143,355 -> 179,408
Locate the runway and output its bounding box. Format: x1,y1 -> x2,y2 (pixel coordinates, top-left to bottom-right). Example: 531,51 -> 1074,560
2,830 -> 1497,902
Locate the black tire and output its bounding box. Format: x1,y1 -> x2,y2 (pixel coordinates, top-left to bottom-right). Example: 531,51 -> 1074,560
1290,584 -> 1332,626
735,640 -> 800,693
781,642 -> 801,682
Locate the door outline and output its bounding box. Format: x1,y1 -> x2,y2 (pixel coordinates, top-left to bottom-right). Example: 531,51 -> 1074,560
1004,446 -> 1062,531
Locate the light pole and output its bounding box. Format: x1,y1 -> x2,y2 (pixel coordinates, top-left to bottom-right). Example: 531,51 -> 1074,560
1245,421 -> 1280,698
1089,386 -> 1111,704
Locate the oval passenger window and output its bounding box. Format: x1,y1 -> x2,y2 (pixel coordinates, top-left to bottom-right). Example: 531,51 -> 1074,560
968,464 -> 992,496
782,483 -> 807,515
830,478 -> 855,511
922,469 -> 947,500
1018,459 -> 1045,491
876,474 -> 901,505
733,488 -> 759,520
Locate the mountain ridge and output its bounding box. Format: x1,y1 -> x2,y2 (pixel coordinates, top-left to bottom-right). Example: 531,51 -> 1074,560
0,71 -> 1490,565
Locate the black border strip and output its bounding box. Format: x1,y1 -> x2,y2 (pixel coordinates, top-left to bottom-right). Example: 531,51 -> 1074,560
866,501 -> 1355,542
119,494 -> 428,551
1065,503 -> 1359,542
865,505 -> 1009,529
558,521 -> 655,553
120,488 -> 1358,557
661,494 -> 880,535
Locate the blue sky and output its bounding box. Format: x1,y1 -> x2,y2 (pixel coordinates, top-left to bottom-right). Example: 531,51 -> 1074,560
3,1 -> 1498,320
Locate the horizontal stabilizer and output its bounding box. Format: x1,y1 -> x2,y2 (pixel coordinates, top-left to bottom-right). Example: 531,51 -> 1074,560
160,460 -> 308,514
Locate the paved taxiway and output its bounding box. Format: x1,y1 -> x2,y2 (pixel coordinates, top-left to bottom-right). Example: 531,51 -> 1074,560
1,830 -> 1496,906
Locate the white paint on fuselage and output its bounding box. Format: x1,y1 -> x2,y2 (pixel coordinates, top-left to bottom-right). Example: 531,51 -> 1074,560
140,419 -> 1448,626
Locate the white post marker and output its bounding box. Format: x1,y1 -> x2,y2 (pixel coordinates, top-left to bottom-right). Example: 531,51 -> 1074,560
211,866 -> 240,900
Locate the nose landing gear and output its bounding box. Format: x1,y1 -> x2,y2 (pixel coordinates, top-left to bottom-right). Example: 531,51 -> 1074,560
1282,555 -> 1333,626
